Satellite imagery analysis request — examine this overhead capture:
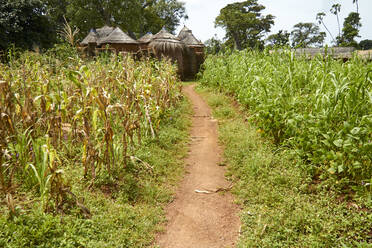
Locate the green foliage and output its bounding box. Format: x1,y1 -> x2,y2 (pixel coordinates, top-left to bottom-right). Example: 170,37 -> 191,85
200,50 -> 372,185
64,0 -> 186,39
215,0 -> 274,50
0,49 -> 191,246
0,0 -> 187,50
197,87 -> 372,247
331,3 -> 342,39
0,0 -> 56,50
291,22 -> 326,48
359,39 -> 372,50
316,12 -> 336,44
0,48 -> 182,207
204,35 -> 226,55
266,30 -> 290,48
337,12 -> 362,48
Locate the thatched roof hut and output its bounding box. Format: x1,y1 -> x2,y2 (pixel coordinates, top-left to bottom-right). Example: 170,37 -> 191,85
138,33 -> 154,43
149,28 -> 187,79
138,33 -> 154,50
80,26 -> 139,54
81,30 -> 98,45
98,27 -> 137,45
178,26 -> 205,79
178,26 -> 204,48
97,27 -> 139,52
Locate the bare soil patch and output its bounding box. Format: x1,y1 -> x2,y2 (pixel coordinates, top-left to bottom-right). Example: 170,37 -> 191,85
156,84 -> 240,248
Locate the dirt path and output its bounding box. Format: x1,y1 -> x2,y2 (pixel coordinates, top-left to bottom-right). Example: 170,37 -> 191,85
156,84 -> 240,248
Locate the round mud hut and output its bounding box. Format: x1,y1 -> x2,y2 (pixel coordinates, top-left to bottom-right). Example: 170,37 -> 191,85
149,28 -> 187,80
178,26 -> 205,79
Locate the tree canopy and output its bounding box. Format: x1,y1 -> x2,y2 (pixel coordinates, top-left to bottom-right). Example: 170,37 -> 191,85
266,30 -> 290,47
291,22 -> 326,48
359,39 -> 372,50
0,0 -> 55,50
64,0 -> 187,38
215,0 -> 274,50
337,12 -> 361,47
0,0 -> 187,50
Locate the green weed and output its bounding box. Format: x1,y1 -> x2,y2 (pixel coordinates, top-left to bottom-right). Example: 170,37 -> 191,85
197,86 -> 372,248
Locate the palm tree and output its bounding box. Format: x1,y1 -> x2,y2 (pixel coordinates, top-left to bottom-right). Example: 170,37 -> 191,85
330,4 -> 341,39
353,0 -> 359,13
316,12 -> 336,44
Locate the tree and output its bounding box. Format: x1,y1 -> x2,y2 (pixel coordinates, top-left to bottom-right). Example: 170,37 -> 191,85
64,0 -> 187,38
316,12 -> 336,44
266,30 -> 290,47
331,4 -> 342,39
0,0 -> 55,50
359,40 -> 372,50
353,0 -> 359,13
291,23 -> 326,48
215,0 -> 274,50
204,35 -> 225,54
337,12 -> 361,47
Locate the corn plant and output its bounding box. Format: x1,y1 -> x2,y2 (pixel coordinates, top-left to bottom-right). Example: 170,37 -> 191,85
201,49 -> 372,184
0,49 -> 181,214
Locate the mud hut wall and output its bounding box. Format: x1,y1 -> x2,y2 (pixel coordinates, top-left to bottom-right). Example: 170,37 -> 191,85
139,43 -> 150,50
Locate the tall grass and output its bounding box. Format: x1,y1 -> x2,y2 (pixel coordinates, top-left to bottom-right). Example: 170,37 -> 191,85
0,50 -> 181,213
200,50 -> 371,186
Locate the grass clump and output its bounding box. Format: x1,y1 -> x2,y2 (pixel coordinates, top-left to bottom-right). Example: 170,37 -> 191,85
197,86 -> 372,248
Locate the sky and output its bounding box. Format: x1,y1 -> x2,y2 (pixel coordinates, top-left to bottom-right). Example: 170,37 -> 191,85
176,0 -> 372,44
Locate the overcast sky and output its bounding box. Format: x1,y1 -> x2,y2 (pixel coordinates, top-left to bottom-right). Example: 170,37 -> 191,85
177,0 -> 372,44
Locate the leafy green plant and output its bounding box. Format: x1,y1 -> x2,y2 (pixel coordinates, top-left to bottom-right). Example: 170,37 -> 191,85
200,50 -> 372,187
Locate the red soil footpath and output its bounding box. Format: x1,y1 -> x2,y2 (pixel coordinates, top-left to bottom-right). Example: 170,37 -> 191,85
156,84 -> 240,248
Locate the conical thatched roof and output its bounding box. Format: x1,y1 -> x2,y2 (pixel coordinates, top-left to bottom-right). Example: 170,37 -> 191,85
98,27 -> 138,45
96,25 -> 115,38
153,28 -> 180,41
178,26 -> 192,40
138,33 -> 154,43
178,26 -> 204,47
149,28 -> 187,79
81,30 -> 98,45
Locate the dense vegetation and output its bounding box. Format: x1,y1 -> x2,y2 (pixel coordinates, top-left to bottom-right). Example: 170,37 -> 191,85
0,48 -> 190,246
0,0 -> 187,50
200,50 -> 371,194
197,87 -> 372,247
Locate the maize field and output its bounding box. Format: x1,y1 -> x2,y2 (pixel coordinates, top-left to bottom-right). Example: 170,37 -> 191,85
200,50 -> 372,186
0,50 -> 181,214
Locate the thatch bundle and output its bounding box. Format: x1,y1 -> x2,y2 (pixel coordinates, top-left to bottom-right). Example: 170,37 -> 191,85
81,30 -> 98,45
294,47 -> 355,59
270,47 -> 356,60
149,28 -> 187,79
178,26 -> 205,79
138,33 -> 154,50
357,49 -> 372,60
80,26 -> 139,53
